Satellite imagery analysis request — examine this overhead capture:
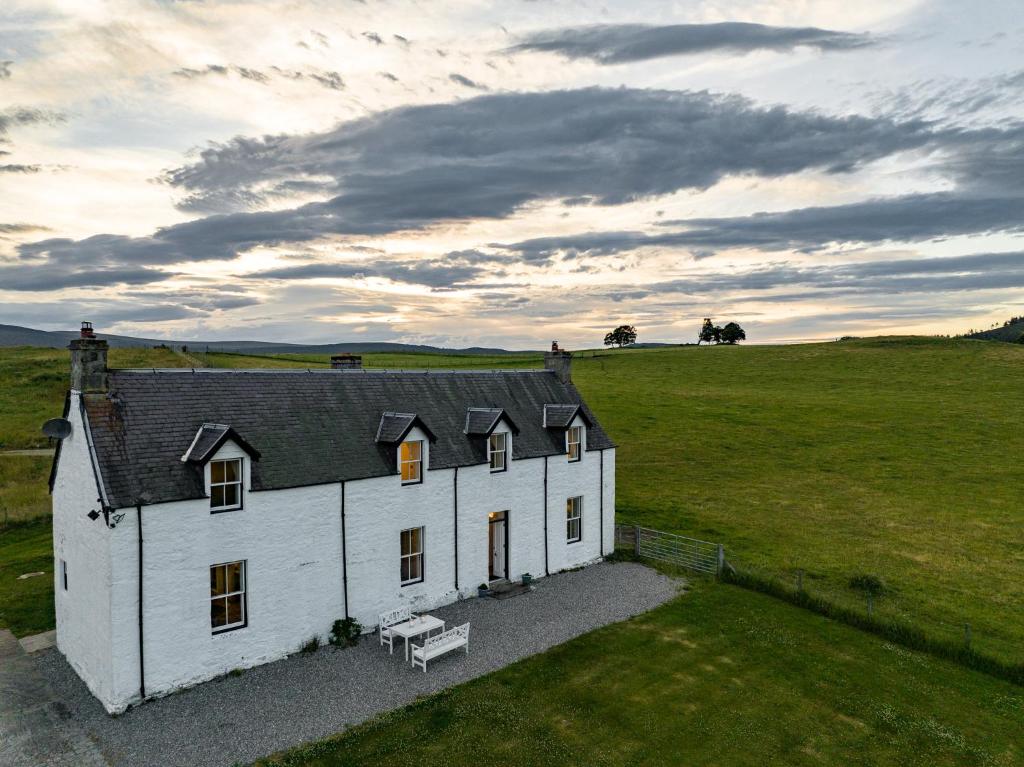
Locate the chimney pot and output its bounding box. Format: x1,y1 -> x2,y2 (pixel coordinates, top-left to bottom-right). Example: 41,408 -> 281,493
69,323 -> 108,392
330,353 -> 363,370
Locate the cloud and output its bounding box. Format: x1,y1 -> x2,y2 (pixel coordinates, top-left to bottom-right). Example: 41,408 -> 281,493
309,71 -> 344,90
450,73 -> 488,90
172,64 -> 269,84
0,61 -> 11,79
508,22 -> 873,65
0,223 -> 50,235
16,87 -> 1014,285
0,164 -> 42,173
363,31 -> 384,46
0,108 -> 65,143
249,257 -> 486,288
0,262 -> 174,291
609,250 -> 1024,300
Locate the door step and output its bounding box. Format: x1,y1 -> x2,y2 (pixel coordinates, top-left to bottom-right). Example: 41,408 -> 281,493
488,582 -> 532,600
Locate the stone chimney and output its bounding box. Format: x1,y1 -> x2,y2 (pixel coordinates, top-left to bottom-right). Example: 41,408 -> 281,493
330,353 -> 363,370
544,341 -> 572,384
69,321 -> 108,393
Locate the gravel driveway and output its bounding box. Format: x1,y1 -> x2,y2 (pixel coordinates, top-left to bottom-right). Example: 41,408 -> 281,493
36,561 -> 682,767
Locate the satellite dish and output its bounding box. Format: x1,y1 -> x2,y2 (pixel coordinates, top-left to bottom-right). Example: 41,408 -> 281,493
42,418 -> 72,439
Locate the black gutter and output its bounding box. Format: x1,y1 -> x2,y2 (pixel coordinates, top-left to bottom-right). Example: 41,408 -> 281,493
599,449 -> 605,557
453,467 -> 459,590
136,504 -> 145,701
543,456 -> 549,576
340,480 -> 349,619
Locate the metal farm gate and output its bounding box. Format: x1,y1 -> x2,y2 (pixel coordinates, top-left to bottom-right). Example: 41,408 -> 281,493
616,524 -> 724,576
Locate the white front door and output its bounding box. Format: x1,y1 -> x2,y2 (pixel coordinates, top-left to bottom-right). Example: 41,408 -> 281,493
489,511 -> 507,580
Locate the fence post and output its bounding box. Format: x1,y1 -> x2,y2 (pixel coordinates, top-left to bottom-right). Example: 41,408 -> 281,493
634,526 -> 641,557
716,544 -> 725,577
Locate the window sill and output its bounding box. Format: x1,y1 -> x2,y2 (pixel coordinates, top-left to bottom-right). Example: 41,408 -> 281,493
210,505 -> 243,514
400,579 -> 424,588
212,622 -> 247,635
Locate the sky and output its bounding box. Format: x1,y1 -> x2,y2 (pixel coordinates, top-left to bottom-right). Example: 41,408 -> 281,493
1,0 -> 1023,348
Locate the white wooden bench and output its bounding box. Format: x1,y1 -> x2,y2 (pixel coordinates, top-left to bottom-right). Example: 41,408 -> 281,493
378,606 -> 412,654
410,623 -> 470,672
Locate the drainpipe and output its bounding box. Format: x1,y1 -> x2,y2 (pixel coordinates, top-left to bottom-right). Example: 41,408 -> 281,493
340,481 -> 349,619
453,467 -> 459,591
599,449 -> 605,557
136,504 -> 145,702
543,456 -> 549,576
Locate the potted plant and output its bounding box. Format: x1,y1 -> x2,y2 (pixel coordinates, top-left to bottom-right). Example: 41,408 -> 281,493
478,582 -> 490,597
521,572 -> 533,587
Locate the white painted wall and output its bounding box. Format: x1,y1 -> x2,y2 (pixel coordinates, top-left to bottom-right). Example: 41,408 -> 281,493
60,423 -> 615,713
53,392 -> 116,709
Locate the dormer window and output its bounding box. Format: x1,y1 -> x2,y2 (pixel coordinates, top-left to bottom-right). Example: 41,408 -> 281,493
400,440 -> 423,484
489,432 -> 507,472
567,426 -> 582,462
210,458 -> 242,511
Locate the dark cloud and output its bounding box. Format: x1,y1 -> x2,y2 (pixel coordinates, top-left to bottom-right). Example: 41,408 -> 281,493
0,61 -> 11,79
0,263 -> 175,291
363,31 -> 384,45
250,257 -> 485,288
309,71 -> 345,90
379,72 -> 400,82
0,164 -> 42,173
609,250 -> 1024,300
120,288 -> 261,311
450,73 -> 488,90
0,223 -> 49,235
393,34 -> 410,46
508,22 -> 873,64
16,87 -> 1017,284
0,108 -> 65,143
172,64 -> 269,84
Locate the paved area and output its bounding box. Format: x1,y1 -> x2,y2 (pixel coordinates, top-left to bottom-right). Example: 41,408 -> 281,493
0,629 -> 107,767
19,629 -> 57,655
36,561 -> 682,767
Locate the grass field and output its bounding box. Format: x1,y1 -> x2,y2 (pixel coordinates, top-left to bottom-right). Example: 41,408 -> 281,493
260,582 -> 1024,767
569,338 -> 1024,664
0,519 -> 55,637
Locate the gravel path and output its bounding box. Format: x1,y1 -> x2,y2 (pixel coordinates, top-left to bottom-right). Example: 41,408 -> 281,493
36,561 -> 681,767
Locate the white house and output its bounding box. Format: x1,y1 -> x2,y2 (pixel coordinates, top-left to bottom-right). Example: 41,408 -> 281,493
49,326 -> 616,714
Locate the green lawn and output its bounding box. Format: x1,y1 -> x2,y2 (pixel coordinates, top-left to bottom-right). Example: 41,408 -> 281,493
260,582 -> 1024,767
0,520 -> 54,637
569,338 -> 1024,664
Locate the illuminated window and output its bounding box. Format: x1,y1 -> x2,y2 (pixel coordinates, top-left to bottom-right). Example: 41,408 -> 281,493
400,440 -> 422,484
210,458 -> 242,511
566,496 -> 582,543
400,527 -> 424,585
567,426 -> 582,462
489,432 -> 507,472
210,561 -> 246,633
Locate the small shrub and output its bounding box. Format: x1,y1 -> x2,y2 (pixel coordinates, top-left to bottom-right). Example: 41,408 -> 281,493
300,635 -> 320,654
329,617 -> 362,648
605,548 -> 640,563
849,573 -> 886,596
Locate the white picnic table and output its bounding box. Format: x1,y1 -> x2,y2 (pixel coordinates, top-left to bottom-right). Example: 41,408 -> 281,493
388,615 -> 445,661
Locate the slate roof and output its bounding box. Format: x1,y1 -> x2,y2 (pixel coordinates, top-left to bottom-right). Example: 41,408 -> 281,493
464,407 -> 518,436
543,403 -> 589,429
83,368 -> 615,509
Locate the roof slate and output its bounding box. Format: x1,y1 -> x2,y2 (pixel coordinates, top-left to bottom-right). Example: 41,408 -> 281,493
543,403 -> 583,429
375,412 -> 418,443
84,369 -> 614,509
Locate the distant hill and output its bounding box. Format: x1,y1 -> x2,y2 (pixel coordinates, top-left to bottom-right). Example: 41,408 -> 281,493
0,323 -> 513,355
966,318 -> 1024,343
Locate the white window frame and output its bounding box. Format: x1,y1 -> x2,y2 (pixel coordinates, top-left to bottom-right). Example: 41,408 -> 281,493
210,560 -> 247,633
566,496 -> 582,543
400,527 -> 424,586
400,440 -> 423,485
567,425 -> 582,462
489,431 -> 507,472
209,457 -> 243,512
